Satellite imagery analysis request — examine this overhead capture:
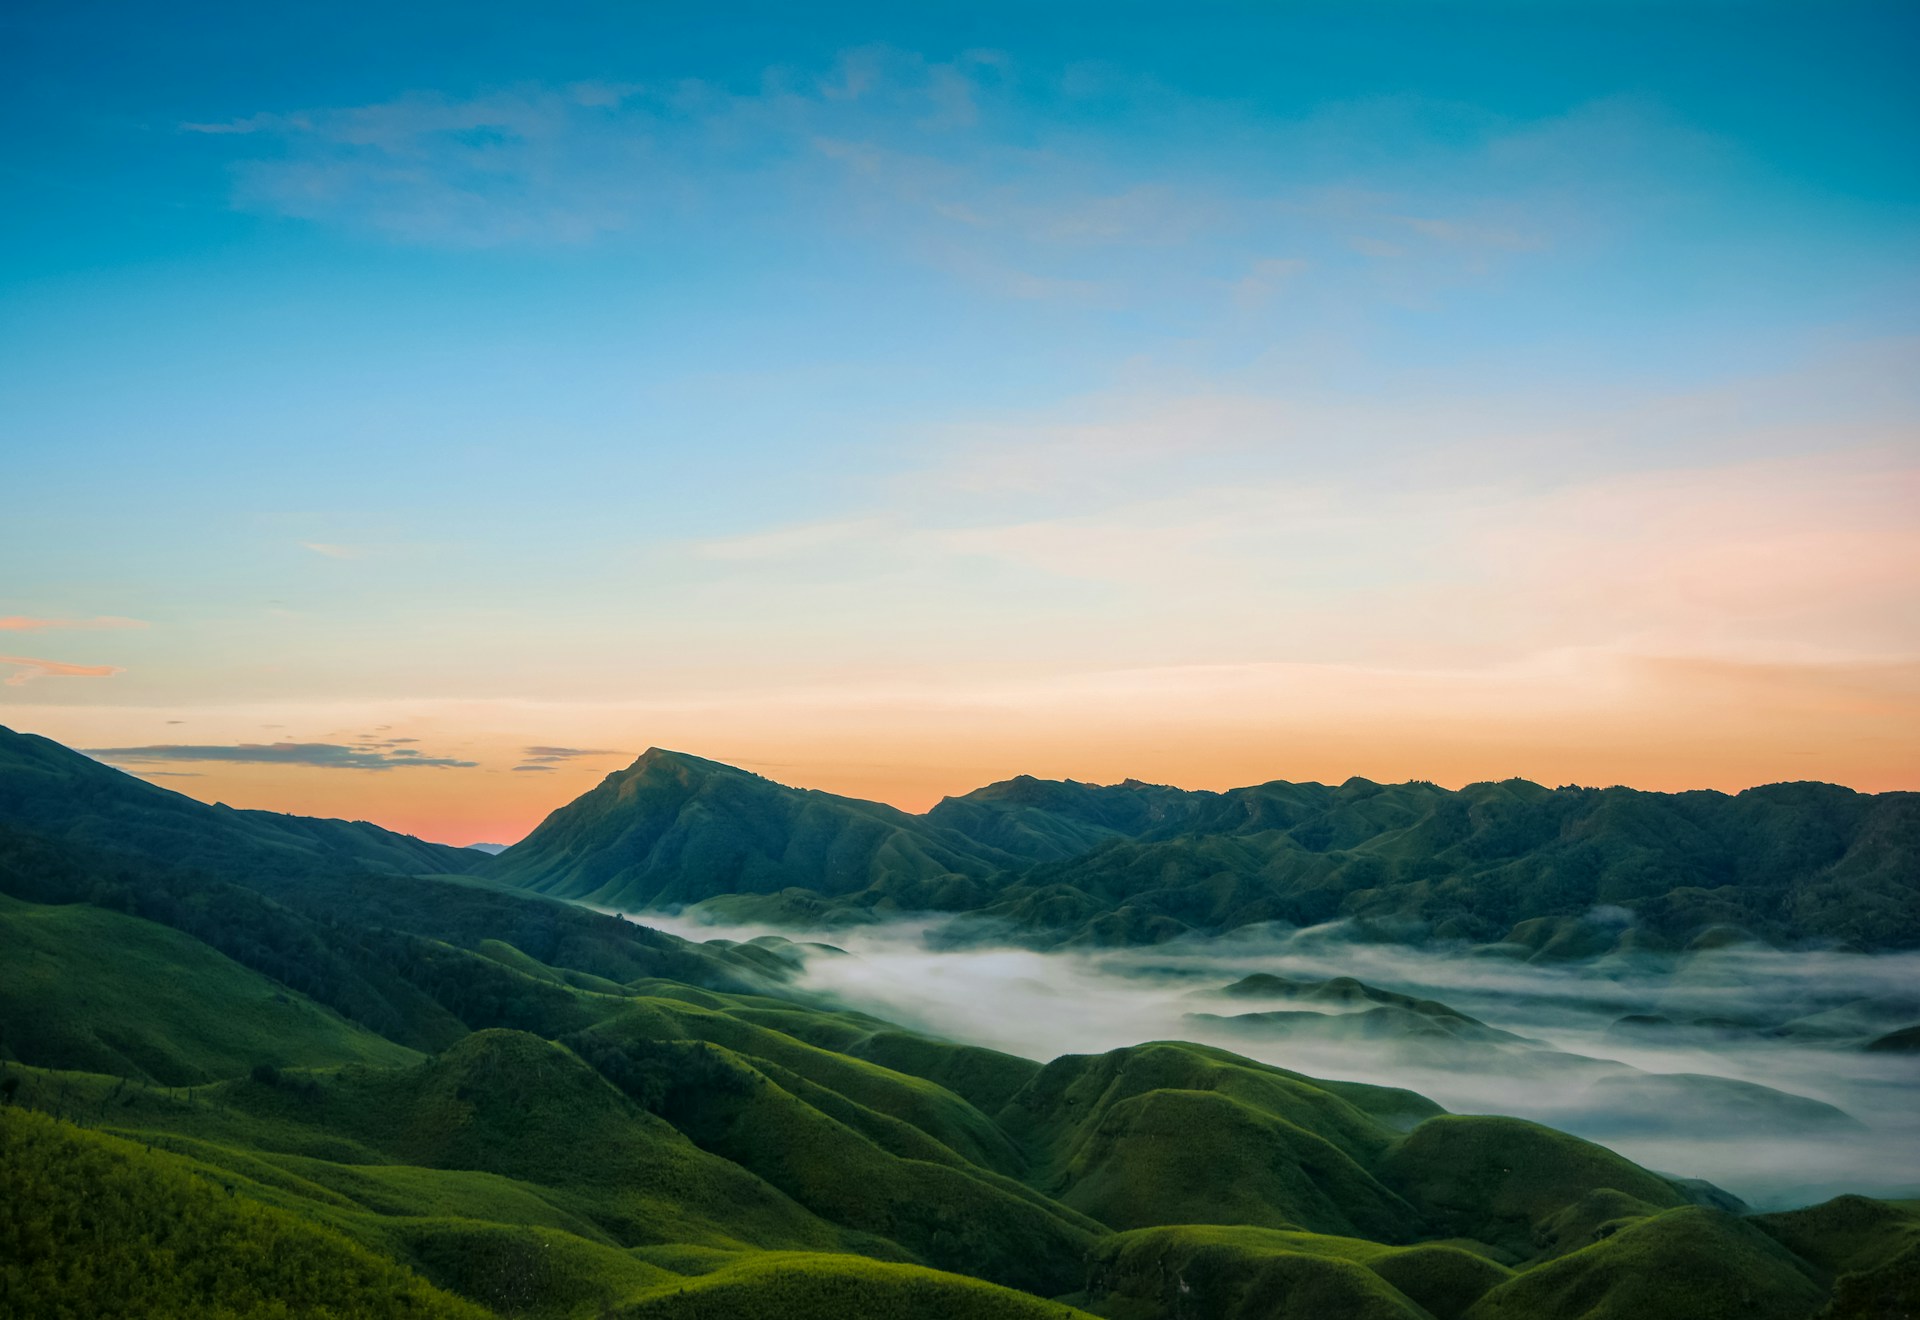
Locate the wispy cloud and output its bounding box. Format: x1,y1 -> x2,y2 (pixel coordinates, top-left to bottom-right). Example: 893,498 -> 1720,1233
0,655 -> 125,686
506,745 -> 625,773
178,46 -> 1615,319
300,541 -> 364,559
521,745 -> 622,761
84,742 -> 478,770
0,616 -> 145,631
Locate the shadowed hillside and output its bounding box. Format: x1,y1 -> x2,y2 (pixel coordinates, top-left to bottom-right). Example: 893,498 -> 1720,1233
0,723 -> 484,878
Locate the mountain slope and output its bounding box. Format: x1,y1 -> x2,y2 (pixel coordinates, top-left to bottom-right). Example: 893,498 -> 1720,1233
487,748 -> 1016,911
1,1106 -> 486,1320
0,723 -> 483,878
490,749 -> 1920,951
1,839 -> 1912,1320
0,890 -> 419,1084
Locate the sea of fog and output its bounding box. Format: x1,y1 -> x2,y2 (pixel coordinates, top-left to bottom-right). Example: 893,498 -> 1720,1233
629,911 -> 1920,1211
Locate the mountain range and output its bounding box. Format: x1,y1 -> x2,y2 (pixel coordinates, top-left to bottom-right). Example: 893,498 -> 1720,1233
2,721 -> 1916,1319
486,746 -> 1920,954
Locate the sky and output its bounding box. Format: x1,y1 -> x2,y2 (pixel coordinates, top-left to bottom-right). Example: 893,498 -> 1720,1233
3,1 -> 1916,844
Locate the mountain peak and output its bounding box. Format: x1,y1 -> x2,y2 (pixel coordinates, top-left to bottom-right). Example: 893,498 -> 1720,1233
624,747 -> 751,777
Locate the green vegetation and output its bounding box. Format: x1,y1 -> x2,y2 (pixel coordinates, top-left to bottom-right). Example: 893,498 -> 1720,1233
1081,1224 -> 1509,1320
478,743 -> 1920,952
1463,1207 -> 1826,1320
0,724 -> 481,879
0,891 -> 417,1084
1375,1115 -> 1688,1255
0,725 -> 1914,1318
486,747 -> 1015,910
0,1106 -> 484,1319
608,1253 -> 1100,1319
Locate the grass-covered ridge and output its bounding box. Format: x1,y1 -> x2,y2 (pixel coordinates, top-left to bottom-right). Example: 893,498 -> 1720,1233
0,891 -> 418,1085
0,1105 -> 486,1319
481,743 -> 1920,952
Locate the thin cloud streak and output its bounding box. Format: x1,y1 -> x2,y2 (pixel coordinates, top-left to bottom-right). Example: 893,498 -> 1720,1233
84,742 -> 479,770
0,655 -> 124,686
521,745 -> 624,761
0,616 -> 146,631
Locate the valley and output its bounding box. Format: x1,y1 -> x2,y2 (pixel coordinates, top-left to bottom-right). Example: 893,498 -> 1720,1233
2,724 -> 1916,1318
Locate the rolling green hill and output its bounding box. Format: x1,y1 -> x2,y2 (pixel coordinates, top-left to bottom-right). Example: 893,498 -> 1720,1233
483,748 -> 1920,952
0,1105 -> 487,1319
0,890 -> 418,1084
1,730 -> 1915,1318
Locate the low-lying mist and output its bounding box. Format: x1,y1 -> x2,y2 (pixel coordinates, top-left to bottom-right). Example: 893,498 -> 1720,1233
634,910 -> 1920,1211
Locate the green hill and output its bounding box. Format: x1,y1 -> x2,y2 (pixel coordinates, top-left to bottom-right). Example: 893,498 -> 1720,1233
486,747 -> 1022,912
0,750 -> 1914,1320
0,890 -> 417,1083
0,1105 -> 486,1319
1375,1114 -> 1690,1256
1080,1224 -> 1512,1320
608,1252 -> 1101,1320
1462,1206 -> 1826,1320
0,723 -> 483,878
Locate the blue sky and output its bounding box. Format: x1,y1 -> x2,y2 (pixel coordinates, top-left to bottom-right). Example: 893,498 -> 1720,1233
3,2 -> 1916,840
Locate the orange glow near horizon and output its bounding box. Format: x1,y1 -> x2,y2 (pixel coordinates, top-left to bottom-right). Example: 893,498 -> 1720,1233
20,644 -> 1915,846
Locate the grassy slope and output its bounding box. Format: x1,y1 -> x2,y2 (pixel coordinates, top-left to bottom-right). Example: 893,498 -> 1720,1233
0,820 -> 1909,1320
5,1004 -> 1907,1320
0,722 -> 481,878
0,892 -> 419,1084
485,748 -> 1011,909
1082,1223 -> 1505,1320
609,1252 -> 1101,1320
999,1041 -> 1433,1238
0,1105 -> 486,1319
489,741 -> 1920,950
569,1006 -> 1098,1295
1375,1114 -> 1688,1257
1462,1206 -> 1826,1320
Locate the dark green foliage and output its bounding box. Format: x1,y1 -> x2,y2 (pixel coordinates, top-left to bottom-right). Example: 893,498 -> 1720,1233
1462,1206 -> 1827,1320
608,1252 -> 1101,1319
0,825 -> 467,1050
484,744 -> 1920,951
487,748 -> 1019,909
1367,1243 -> 1515,1319
569,1008 -> 1098,1295
1217,972 -> 1481,1021
394,1221 -> 678,1319
999,1042 -> 1428,1238
0,740 -> 1909,1320
0,892 -> 419,1082
1754,1196 -> 1920,1320
1083,1225 -> 1463,1320
0,1105 -> 484,1319
0,723 -> 481,879
1376,1115 -> 1688,1257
